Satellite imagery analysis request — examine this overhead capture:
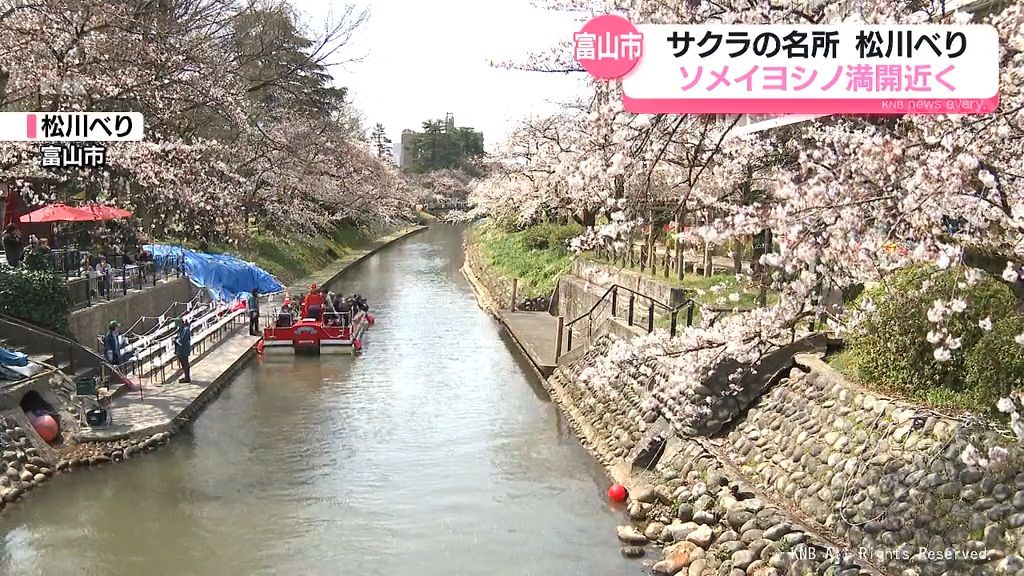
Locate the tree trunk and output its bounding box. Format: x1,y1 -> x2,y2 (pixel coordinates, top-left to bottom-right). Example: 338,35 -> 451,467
702,211 -> 712,277
676,208 -> 686,280
644,217 -> 656,274
663,233 -> 670,278
757,228 -> 773,306
733,236 -> 743,275
627,231 -> 635,268
581,208 -> 596,228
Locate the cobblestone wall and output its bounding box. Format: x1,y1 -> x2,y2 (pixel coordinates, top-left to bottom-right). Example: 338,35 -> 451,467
725,358 -> 1024,575
548,336 -> 1024,575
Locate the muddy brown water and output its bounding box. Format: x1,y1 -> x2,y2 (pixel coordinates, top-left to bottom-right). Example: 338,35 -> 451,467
0,225 -> 642,575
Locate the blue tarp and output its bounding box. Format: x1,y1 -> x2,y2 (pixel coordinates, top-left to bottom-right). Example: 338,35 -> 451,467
0,347 -> 28,367
146,244 -> 284,303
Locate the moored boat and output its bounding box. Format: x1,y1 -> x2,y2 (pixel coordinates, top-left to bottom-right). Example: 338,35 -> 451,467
258,288 -> 374,355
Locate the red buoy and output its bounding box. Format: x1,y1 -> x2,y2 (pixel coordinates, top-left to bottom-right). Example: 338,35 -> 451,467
608,483 -> 627,502
353,338 -> 363,352
366,313 -> 375,325
28,413 -> 59,443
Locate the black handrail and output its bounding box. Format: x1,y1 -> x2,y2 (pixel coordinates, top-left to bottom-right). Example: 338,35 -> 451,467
563,284 -> 696,353
0,313 -> 133,390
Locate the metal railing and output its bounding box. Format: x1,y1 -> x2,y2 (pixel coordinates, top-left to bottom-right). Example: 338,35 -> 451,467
563,284 -> 696,353
0,313 -> 132,396
98,303 -> 245,389
64,255 -> 185,310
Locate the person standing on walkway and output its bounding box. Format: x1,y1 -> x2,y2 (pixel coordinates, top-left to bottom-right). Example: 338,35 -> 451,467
248,288 -> 261,336
104,321 -> 122,366
3,224 -> 23,267
174,317 -> 192,384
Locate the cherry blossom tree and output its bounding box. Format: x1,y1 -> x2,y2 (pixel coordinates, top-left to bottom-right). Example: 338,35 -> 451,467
0,0 -> 414,242
482,0 -> 1024,438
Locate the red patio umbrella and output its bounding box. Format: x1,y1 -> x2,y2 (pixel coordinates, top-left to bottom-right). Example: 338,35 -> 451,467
81,203 -> 133,220
19,203 -> 96,223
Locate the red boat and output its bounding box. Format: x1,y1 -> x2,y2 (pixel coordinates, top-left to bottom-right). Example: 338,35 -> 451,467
259,288 -> 374,355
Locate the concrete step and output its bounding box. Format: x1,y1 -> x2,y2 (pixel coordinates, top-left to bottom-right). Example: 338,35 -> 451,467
27,353 -> 54,366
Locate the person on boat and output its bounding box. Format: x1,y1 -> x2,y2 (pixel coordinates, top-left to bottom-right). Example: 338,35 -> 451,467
275,306 -> 293,328
331,293 -> 344,324
336,296 -> 352,328
301,284 -> 324,320
248,288 -> 260,336
353,294 -> 369,312
323,291 -> 338,325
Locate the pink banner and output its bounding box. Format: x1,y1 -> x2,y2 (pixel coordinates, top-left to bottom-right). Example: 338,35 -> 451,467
621,95 -> 999,114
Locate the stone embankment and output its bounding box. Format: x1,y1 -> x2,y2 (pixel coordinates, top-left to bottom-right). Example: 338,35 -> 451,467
550,336 -> 1024,576
462,229 -> 1024,576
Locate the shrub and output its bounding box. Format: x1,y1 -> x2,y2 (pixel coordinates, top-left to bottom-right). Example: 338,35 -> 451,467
522,226 -> 551,250
519,221 -> 581,253
848,265 -> 1019,407
22,248 -> 50,272
964,314 -> 1024,412
0,265 -> 72,333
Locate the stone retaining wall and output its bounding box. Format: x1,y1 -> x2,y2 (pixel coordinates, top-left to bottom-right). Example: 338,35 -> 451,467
572,258 -> 689,308
468,227 -> 1024,575
725,357 -> 1024,575
546,334 -> 1024,575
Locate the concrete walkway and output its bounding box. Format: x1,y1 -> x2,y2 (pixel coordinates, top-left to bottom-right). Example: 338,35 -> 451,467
497,311 -> 560,377
77,332 -> 259,441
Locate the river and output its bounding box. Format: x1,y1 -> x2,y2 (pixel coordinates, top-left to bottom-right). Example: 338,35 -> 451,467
0,225 -> 640,576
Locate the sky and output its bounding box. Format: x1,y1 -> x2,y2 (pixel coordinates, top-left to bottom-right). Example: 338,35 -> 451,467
291,0 -> 589,153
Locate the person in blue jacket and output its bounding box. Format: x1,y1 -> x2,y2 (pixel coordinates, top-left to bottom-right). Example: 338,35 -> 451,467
104,321 -> 122,366
174,317 -> 192,383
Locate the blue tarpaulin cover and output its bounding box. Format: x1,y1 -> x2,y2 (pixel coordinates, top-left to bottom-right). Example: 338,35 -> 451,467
0,347 -> 29,367
146,244 -> 284,303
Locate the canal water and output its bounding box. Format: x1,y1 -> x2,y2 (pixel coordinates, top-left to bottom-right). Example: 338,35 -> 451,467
0,225 -> 639,575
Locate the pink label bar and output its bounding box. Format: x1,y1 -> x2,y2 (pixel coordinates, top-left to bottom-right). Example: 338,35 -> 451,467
26,114 -> 36,139
621,95 -> 1000,114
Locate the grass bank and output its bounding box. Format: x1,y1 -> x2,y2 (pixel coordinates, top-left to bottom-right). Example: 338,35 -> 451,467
201,213 -> 429,285
468,220 -> 579,299
207,226 -> 374,285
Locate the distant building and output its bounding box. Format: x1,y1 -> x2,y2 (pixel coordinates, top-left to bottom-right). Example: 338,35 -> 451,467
399,129 -> 418,170
398,114 -> 484,171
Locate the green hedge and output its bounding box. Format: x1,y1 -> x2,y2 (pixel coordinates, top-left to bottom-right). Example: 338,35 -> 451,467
964,314 -> 1024,410
848,265 -> 1019,412
520,222 -> 581,253
0,265 -> 71,333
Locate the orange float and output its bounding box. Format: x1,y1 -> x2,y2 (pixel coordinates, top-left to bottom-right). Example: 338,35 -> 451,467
608,483 -> 627,502
28,412 -> 59,443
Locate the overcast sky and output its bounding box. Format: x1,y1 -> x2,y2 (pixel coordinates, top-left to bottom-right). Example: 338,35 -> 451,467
291,0 -> 589,151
